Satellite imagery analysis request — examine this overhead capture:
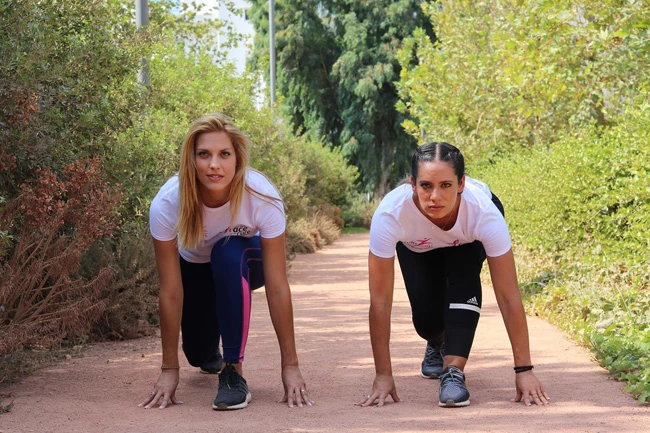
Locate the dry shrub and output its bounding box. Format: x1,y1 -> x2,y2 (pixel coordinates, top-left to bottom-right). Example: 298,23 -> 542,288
312,212 -> 341,245
286,212 -> 342,255
287,219 -> 321,254
0,393 -> 13,413
84,231 -> 159,341
315,205 -> 344,229
0,157 -> 121,366
0,148 -> 16,178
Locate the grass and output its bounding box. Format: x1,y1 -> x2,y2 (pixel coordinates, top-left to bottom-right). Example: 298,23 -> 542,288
342,226 -> 370,234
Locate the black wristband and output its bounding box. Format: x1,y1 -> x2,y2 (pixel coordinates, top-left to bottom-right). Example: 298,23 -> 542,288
514,365 -> 534,373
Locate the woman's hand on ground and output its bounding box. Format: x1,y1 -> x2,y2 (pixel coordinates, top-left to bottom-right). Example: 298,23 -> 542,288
138,369 -> 183,410
280,364 -> 313,408
513,371 -> 550,406
356,373 -> 401,407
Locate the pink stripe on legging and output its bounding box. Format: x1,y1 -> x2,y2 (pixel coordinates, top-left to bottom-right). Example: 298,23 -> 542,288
238,275 -> 251,362
238,247 -> 262,363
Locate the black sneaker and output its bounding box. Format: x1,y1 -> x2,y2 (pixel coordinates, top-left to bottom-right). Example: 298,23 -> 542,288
438,365 -> 470,407
200,350 -> 223,374
212,364 -> 252,410
421,341 -> 445,379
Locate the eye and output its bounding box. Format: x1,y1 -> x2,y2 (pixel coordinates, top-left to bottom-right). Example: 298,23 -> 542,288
441,182 -> 452,188
220,150 -> 231,157
420,182 -> 432,190
197,150 -> 209,158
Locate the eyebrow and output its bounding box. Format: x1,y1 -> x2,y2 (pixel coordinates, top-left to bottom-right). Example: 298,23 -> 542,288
419,179 -> 454,183
195,146 -> 234,152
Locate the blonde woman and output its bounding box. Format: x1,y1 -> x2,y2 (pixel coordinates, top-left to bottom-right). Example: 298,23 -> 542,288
139,113 -> 312,411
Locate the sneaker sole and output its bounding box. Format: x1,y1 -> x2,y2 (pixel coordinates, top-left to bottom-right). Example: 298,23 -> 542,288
438,398 -> 470,407
200,368 -> 221,375
212,392 -> 252,411
420,371 -> 441,379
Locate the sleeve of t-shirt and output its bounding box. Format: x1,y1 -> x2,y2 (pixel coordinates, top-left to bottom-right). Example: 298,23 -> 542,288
369,212 -> 402,258
149,195 -> 177,242
256,199 -> 286,239
476,207 -> 512,257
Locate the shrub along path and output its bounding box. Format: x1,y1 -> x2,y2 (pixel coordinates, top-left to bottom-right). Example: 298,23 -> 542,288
1,233 -> 648,433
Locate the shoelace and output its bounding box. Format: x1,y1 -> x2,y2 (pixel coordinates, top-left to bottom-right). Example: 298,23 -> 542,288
223,365 -> 245,390
441,367 -> 464,385
424,343 -> 444,362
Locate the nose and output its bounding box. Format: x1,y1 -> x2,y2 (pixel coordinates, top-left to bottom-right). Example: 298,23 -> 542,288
429,187 -> 441,202
208,155 -> 219,169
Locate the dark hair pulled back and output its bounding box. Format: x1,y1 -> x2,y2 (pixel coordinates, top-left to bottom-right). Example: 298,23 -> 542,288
411,142 -> 465,182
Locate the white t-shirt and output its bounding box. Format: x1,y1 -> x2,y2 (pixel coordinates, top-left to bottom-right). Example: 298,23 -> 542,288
149,168 -> 285,263
369,177 -> 511,259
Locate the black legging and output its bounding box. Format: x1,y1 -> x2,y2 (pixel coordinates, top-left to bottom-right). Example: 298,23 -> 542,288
396,194 -> 505,359
179,236 -> 265,366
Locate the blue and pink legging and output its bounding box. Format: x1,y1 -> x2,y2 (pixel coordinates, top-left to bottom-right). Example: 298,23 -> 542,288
179,236 -> 264,366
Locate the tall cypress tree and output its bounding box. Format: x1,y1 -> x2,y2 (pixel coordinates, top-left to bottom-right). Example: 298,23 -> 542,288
248,0 -> 434,195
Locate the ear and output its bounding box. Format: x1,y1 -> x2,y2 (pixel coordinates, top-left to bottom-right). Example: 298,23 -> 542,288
458,174 -> 466,194
410,176 -> 416,193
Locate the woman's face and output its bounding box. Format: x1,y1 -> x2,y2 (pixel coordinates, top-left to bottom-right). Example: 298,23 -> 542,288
411,160 -> 465,223
194,131 -> 237,208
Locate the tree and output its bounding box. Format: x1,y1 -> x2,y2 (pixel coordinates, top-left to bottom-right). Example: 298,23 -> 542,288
248,0 -> 434,195
0,0 -> 359,364
398,0 -> 650,157
0,0 -> 146,197
248,1 -> 343,150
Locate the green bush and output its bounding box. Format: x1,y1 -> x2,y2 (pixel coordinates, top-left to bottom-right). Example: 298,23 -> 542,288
0,0 -> 359,370
341,194 -> 380,228
476,103 -> 650,402
297,140 -> 359,209
0,0 -> 146,195
396,0 -> 650,403
398,0 -> 650,157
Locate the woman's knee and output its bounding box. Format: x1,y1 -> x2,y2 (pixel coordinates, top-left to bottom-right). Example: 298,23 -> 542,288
181,340 -> 216,367
212,236 -> 243,264
412,315 -> 445,342
211,236 -> 261,264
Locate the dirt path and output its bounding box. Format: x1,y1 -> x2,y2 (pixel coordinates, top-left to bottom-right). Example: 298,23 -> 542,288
1,233 -> 648,433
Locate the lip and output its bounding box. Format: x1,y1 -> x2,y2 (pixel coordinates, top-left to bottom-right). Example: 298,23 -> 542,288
207,174 -> 223,182
428,205 -> 444,211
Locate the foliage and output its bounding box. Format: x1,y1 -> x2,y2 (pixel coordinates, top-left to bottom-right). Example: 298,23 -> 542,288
0,0 -> 359,370
286,213 -> 341,255
248,0 -> 435,195
112,18 -> 358,224
341,227 -> 370,234
0,0 -> 146,196
248,0 -> 342,147
81,231 -> 160,341
0,158 -> 121,364
311,212 -> 341,245
297,140 -> 359,209
476,103 -> 650,402
341,194 -> 379,229
398,0 -> 650,403
399,0 -> 650,158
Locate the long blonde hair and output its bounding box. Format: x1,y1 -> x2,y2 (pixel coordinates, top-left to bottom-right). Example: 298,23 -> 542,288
177,113 -> 251,250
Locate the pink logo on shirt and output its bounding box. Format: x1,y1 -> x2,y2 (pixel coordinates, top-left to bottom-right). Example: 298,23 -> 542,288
447,239 -> 460,247
406,238 -> 433,249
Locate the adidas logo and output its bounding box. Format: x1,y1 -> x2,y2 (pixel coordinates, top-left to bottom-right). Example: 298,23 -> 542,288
467,297 -> 478,306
